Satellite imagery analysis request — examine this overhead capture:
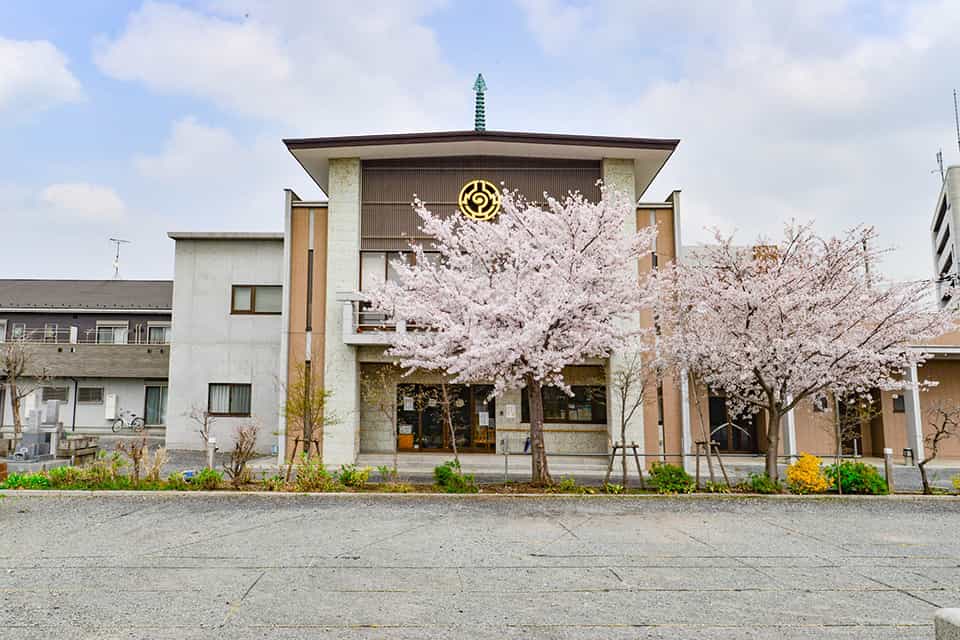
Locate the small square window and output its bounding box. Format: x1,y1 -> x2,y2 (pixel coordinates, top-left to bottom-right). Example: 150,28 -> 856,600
893,395 -> 906,413
42,387 -> 68,402
813,394 -> 829,412
77,387 -> 104,404
208,383 -> 252,416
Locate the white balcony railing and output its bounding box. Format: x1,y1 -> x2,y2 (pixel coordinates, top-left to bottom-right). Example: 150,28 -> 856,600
5,326 -> 170,346
338,292 -> 406,345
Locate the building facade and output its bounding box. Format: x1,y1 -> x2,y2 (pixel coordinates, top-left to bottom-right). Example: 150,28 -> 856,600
164,233 -> 284,452
163,129 -> 960,466
0,280 -> 171,433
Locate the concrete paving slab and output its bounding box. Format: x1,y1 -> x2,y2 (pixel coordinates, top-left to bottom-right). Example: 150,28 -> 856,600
2,493 -> 958,638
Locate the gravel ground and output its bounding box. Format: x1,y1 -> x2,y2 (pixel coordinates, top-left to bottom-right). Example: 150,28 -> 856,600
1,493 -> 959,639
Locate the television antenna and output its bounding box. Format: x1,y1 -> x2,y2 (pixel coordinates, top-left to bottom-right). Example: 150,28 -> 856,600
109,238 -> 131,279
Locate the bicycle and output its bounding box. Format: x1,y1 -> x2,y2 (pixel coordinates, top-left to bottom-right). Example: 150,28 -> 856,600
112,408 -> 145,433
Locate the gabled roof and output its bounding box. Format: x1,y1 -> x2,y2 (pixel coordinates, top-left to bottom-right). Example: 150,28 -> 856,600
0,280 -> 172,311
284,129 -> 680,198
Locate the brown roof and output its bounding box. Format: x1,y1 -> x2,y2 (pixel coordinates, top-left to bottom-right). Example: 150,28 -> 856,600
284,130 -> 680,151
285,129 -> 680,197
0,280 -> 173,311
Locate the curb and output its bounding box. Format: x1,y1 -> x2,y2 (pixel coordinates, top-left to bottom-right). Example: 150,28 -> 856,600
1,489 -> 957,500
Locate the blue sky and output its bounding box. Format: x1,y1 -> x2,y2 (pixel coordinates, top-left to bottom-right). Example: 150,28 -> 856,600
1,0 -> 957,281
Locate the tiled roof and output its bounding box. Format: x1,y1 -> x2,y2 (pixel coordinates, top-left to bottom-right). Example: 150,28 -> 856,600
0,280 -> 173,311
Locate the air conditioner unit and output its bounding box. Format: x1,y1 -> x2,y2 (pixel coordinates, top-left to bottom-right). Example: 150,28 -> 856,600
105,394 -> 118,420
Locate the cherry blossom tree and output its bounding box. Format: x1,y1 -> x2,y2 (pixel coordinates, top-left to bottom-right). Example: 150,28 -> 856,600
653,223 -> 955,482
366,185 -> 657,485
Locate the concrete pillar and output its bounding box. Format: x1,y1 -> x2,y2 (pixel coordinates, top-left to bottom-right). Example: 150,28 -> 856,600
323,158 -> 361,466
602,158 -> 644,454
903,363 -> 925,462
783,404 -> 798,460
679,369 -> 694,472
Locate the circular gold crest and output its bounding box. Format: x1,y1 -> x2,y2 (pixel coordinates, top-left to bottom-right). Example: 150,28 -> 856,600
457,179 -> 501,221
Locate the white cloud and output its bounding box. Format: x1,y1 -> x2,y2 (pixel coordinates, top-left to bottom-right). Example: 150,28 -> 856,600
134,116 -> 241,179
0,37 -> 82,117
95,1 -> 464,133
512,0 -> 960,281
40,183 -> 126,223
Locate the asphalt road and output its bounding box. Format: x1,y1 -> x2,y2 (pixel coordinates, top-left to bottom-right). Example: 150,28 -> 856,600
2,493 -> 959,639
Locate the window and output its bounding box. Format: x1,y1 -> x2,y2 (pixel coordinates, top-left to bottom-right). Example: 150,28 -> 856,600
147,325 -> 171,344
208,383 -> 251,416
43,323 -> 58,343
11,323 -> 25,340
521,385 -> 607,424
42,387 -> 68,402
231,285 -> 282,314
144,385 -> 168,425
893,395 -> 906,413
813,394 -> 829,412
77,387 -> 104,404
0,320 -> 6,342
96,323 -> 128,344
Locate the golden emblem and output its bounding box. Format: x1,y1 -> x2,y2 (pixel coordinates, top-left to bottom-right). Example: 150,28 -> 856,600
457,179 -> 501,221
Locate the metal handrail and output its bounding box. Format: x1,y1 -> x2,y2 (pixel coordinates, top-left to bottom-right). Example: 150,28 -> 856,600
5,327 -> 169,345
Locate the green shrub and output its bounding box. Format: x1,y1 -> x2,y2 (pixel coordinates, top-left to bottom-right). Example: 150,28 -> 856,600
602,482 -> 625,494
261,474 -> 286,492
164,472 -> 189,491
191,468 -> 223,491
546,476 -> 579,494
953,474 -> 960,494
337,464 -> 372,488
649,462 -> 695,494
825,461 -> 888,495
740,472 -> 782,494
294,454 -> 335,492
1,472 -> 51,489
433,459 -> 478,493
47,466 -> 84,489
376,464 -> 399,483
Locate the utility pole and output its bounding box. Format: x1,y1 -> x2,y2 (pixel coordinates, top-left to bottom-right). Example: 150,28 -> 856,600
109,238 -> 130,279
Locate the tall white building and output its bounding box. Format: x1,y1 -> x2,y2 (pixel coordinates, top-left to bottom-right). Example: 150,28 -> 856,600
931,166 -> 960,306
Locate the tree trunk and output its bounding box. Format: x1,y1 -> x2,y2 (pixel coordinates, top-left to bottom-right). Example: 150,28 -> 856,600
10,380 -> 22,446
620,417 -> 628,488
441,383 -> 459,465
765,407 -> 781,482
918,459 -> 933,495
525,375 -> 552,485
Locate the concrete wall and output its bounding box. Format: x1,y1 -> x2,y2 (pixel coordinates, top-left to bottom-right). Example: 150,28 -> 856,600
322,159 -> 362,466
166,238 -> 284,453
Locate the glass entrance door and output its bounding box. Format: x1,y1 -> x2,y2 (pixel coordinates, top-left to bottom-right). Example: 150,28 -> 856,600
396,383 -> 495,452
708,395 -> 758,453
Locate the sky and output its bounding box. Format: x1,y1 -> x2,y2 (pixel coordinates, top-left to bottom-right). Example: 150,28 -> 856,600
1,0 -> 958,282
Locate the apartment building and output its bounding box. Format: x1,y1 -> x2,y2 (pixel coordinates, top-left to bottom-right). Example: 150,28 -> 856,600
931,166 -> 960,306
0,280 -> 171,433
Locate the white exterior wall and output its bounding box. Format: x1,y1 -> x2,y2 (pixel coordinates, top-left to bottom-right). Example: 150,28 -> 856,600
602,158 -> 644,454
166,238 -> 284,453
323,159 -> 362,466
1,377 -> 161,432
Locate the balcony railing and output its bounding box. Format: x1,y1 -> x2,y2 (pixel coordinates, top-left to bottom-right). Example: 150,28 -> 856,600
339,292 -> 406,345
5,327 -> 170,346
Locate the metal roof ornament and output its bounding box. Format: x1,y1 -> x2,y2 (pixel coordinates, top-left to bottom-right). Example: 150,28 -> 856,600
473,73 -> 487,132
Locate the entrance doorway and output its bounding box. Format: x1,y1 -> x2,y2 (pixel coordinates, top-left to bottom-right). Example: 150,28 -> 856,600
396,384 -> 496,452
707,395 -> 758,453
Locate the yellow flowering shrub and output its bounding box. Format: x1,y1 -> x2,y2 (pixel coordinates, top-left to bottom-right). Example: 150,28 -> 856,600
786,453 -> 830,494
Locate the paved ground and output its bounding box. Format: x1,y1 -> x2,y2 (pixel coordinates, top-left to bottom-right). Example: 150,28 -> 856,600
1,494 -> 959,639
